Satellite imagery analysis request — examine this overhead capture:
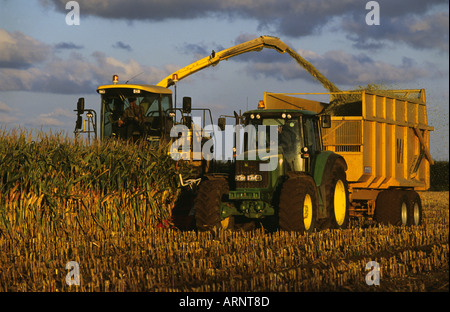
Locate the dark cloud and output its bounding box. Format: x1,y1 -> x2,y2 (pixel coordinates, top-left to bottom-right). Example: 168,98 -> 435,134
178,41 -> 226,61
54,42 -> 84,50
41,0 -> 449,52
180,43 -> 209,57
242,49 -> 437,88
342,10 -> 449,52
112,41 -> 132,52
179,33 -> 296,64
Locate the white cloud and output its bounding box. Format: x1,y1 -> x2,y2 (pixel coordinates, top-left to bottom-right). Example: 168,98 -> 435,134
40,0 -> 449,52
0,29 -> 50,69
0,49 -> 179,94
0,114 -> 18,124
0,100 -> 12,112
33,108 -> 75,127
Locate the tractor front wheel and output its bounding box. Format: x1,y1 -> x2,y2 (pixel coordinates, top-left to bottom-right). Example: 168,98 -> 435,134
194,178 -> 233,231
278,174 -> 318,233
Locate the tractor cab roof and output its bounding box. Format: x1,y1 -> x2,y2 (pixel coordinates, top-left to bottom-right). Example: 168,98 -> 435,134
243,108 -> 318,117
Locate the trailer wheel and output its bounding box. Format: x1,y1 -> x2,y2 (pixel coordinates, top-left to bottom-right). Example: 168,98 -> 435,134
375,190 -> 410,226
407,191 -> 423,226
279,175 -> 318,233
194,178 -> 233,231
323,160 -> 350,229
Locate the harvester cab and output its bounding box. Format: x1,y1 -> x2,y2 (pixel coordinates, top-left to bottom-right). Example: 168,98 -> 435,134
74,74 -> 214,148
96,78 -> 174,143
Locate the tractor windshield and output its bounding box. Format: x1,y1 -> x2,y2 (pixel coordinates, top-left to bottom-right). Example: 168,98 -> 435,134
242,114 -> 304,171
244,117 -> 301,154
100,88 -> 172,141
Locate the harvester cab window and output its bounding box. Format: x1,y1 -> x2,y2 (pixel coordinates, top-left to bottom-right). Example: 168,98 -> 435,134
160,95 -> 173,136
161,95 -> 170,113
101,89 -> 171,140
145,96 -> 160,117
102,96 -> 125,139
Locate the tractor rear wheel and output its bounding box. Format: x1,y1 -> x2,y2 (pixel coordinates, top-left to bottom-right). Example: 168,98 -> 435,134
278,175 -> 318,233
194,178 -> 233,231
323,160 -> 350,229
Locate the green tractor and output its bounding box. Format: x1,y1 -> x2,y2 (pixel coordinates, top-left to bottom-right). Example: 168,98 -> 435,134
194,108 -> 350,233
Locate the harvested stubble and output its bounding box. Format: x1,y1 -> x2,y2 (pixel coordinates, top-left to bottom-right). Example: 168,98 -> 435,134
1,203 -> 448,291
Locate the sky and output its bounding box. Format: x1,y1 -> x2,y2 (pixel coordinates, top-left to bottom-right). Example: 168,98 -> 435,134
0,0 -> 448,160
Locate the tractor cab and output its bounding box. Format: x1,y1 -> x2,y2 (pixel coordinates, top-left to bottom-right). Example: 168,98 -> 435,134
240,109 -> 323,175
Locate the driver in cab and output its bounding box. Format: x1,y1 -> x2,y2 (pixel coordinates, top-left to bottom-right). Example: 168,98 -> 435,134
118,97 -> 145,138
118,97 -> 144,126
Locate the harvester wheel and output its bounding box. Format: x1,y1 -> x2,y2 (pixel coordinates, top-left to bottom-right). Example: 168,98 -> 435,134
323,160 -> 350,229
278,175 -> 318,233
194,178 -> 233,231
375,190 -> 411,226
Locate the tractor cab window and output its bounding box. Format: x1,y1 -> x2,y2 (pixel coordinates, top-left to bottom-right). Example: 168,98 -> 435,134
244,116 -> 302,152
244,115 -> 304,171
244,117 -> 283,153
303,116 -> 320,154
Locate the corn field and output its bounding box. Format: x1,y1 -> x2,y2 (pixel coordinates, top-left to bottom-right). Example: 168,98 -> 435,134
0,129 -> 448,292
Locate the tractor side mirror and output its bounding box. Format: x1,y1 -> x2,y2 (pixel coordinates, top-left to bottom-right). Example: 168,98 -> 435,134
184,116 -> 192,128
77,98 -> 85,114
182,97 -> 192,114
321,115 -> 331,128
218,117 -> 226,131
75,115 -> 82,130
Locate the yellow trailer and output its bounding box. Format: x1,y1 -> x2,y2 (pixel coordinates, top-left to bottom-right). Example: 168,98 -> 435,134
263,89 -> 434,225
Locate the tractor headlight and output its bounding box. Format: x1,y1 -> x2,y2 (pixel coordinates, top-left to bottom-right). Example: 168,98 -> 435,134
235,174 -> 246,182
246,174 -> 262,182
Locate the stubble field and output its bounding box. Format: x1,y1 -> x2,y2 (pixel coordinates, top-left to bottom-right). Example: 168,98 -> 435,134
0,191 -> 447,292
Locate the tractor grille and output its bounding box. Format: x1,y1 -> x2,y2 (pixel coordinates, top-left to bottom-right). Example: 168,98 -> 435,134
235,161 -> 269,189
